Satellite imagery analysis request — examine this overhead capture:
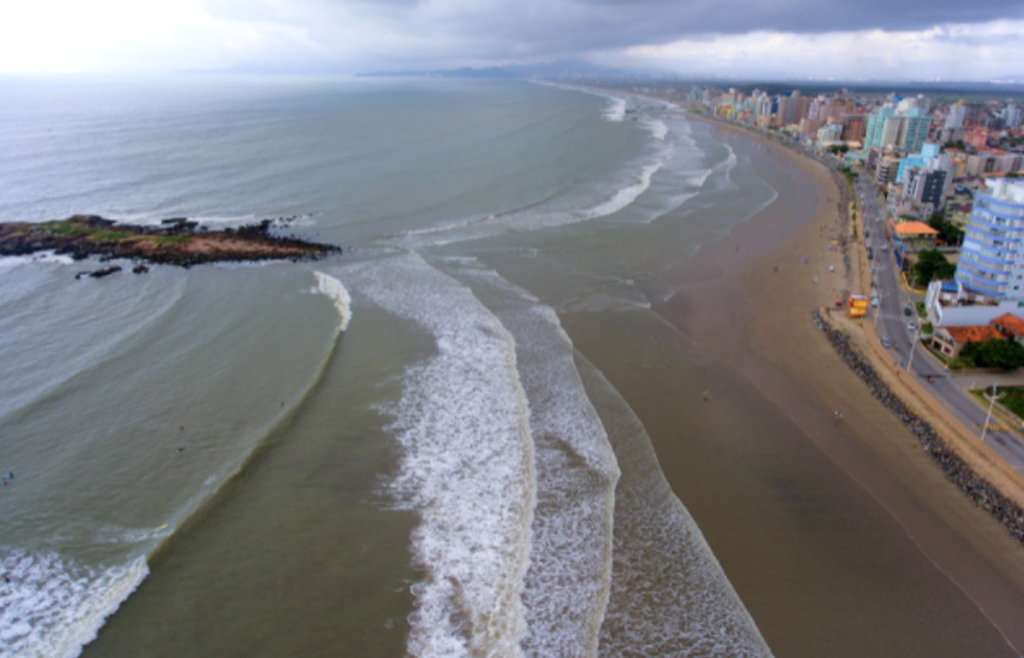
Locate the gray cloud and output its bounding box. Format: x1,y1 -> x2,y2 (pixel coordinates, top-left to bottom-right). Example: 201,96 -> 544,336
205,0 -> 1024,64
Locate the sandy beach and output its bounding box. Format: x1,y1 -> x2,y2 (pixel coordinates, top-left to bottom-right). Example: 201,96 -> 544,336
563,112 -> 1024,656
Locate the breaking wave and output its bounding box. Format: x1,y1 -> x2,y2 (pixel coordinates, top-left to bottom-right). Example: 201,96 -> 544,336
339,252 -> 536,657
313,270 -> 352,332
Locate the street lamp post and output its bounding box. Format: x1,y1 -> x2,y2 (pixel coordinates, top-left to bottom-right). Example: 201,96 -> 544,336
906,324 -> 922,373
981,383 -> 1005,444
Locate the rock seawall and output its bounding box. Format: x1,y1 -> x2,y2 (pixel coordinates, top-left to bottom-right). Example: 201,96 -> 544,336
811,309 -> 1024,548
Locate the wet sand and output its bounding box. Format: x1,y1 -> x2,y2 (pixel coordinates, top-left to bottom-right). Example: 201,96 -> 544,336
563,117 -> 1024,657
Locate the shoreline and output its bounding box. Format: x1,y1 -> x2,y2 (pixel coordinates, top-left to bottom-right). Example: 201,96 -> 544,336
672,110 -> 1024,654
680,106 -> 1024,516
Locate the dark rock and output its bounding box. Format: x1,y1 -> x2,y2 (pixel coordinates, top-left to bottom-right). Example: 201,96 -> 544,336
88,266 -> 122,278
132,264 -> 149,274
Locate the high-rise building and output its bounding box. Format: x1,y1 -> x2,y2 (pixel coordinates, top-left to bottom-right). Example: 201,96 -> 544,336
865,107 -> 930,153
1004,103 -> 1020,130
775,90 -> 802,127
908,169 -> 947,208
865,106 -> 896,148
899,109 -> 931,153
956,179 -> 1024,299
841,115 -> 866,143
945,101 -> 966,130
808,97 -> 827,121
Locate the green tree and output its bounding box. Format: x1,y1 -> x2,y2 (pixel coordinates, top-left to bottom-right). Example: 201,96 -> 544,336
928,212 -> 964,246
962,340 -> 1024,370
913,249 -> 955,285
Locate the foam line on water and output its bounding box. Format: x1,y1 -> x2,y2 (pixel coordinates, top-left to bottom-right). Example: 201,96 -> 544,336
340,251 -> 535,658
577,162 -> 662,222
0,251 -> 75,269
644,119 -> 668,141
437,258 -> 621,658
572,355 -> 774,658
313,270 -> 352,332
0,549 -> 148,658
602,98 -> 626,122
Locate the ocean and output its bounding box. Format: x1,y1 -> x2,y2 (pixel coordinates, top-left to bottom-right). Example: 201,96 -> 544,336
0,77 -> 776,658
6,77 -> 1015,658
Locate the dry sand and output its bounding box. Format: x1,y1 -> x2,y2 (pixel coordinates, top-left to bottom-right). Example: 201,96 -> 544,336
684,116 -> 1024,654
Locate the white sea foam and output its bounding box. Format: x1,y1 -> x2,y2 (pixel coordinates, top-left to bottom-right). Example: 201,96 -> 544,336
602,98 -> 626,122
717,143 -> 739,184
339,252 -> 535,658
644,119 -> 668,141
0,251 -> 74,269
578,163 -> 661,222
313,271 -> 352,332
399,158 -> 664,249
438,259 -> 621,658
572,357 -> 773,658
0,549 -> 148,658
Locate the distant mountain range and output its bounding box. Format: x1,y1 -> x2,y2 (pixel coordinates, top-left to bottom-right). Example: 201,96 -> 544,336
356,62 -> 1024,97
357,60 -> 671,81
187,59 -> 1024,98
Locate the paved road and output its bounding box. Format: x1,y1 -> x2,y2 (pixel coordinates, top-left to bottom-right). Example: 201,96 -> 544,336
855,177 -> 1024,475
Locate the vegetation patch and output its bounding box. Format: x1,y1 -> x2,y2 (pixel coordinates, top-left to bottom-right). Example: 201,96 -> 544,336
991,387 -> 1024,420
150,235 -> 192,245
90,231 -> 133,242
41,222 -> 90,237
913,249 -> 956,286
961,339 -> 1024,370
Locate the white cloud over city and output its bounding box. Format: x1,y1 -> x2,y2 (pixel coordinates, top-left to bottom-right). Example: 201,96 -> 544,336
1,0 -> 1023,79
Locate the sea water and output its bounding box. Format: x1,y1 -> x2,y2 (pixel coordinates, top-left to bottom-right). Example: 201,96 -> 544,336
0,76 -> 776,657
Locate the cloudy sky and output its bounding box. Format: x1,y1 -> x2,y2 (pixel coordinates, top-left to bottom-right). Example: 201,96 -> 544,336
2,0 -> 1024,79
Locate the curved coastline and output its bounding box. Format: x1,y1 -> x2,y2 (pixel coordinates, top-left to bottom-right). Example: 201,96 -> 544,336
671,105 -> 1024,655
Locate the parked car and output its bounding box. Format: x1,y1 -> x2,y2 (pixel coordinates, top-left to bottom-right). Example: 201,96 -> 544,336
882,336 -> 892,348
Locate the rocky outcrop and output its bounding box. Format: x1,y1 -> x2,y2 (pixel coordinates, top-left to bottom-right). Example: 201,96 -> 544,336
0,215 -> 340,269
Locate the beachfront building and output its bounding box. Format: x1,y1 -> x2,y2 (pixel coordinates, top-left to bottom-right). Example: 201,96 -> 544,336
924,279 -> 1024,329
892,220 -> 940,250
817,122 -> 843,144
992,313 -> 1024,347
956,178 -> 1024,299
931,325 -> 1005,358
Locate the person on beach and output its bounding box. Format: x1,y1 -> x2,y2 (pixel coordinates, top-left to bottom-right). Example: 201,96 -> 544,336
703,390 -> 710,401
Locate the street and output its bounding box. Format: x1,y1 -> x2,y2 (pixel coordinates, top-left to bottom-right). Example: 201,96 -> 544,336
856,176 -> 1024,475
